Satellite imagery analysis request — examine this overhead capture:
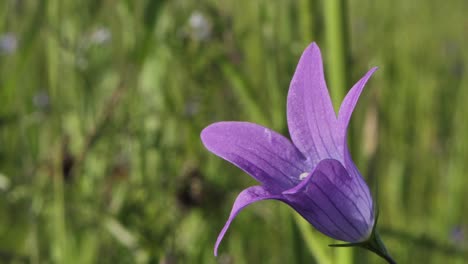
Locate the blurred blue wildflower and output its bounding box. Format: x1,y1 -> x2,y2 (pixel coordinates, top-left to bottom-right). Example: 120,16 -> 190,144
33,90 -> 50,111
201,43 -> 395,263
451,226 -> 465,245
0,33 -> 17,55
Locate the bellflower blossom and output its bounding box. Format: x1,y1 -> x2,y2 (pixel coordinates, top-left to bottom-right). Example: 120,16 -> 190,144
201,43 -> 394,262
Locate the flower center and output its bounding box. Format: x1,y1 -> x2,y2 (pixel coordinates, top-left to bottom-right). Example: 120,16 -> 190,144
299,172 -> 309,180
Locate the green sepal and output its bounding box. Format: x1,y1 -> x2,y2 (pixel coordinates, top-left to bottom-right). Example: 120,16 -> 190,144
329,231 -> 395,263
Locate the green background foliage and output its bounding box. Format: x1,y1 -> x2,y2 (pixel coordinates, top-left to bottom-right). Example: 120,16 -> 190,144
0,0 -> 467,263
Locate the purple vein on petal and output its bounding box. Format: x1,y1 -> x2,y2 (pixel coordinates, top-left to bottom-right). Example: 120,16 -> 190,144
309,160 -> 369,240
329,163 -> 372,218
344,151 -> 373,209
319,169 -> 370,229
286,186 -> 357,241
305,163 -> 364,240
301,189 -> 359,241
312,181 -> 363,240
290,204 -> 337,239
310,99 -> 338,159
229,153 -> 291,193
320,101 -> 341,156
314,77 -> 341,158
251,142 -> 307,175
236,146 -> 298,187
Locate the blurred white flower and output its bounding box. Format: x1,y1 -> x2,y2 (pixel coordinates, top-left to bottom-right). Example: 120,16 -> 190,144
89,27 -> 112,45
188,11 -> 211,41
0,33 -> 17,55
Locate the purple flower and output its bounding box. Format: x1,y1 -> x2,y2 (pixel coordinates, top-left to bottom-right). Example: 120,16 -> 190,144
201,43 -> 379,256
0,33 -> 17,55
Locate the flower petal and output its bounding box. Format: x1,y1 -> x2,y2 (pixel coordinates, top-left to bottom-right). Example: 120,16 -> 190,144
283,159 -> 374,242
287,43 -> 340,164
214,186 -> 283,256
337,67 -> 378,146
335,68 -> 376,224
201,122 -> 308,192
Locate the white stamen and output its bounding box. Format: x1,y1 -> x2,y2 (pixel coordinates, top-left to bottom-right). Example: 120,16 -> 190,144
299,172 -> 309,180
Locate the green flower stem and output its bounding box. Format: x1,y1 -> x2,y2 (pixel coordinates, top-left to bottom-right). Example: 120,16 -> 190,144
298,0 -> 314,43
46,0 -> 68,262
324,0 -> 349,109
324,0 -> 351,263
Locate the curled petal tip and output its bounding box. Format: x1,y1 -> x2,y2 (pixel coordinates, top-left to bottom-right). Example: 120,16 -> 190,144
213,186 -> 281,257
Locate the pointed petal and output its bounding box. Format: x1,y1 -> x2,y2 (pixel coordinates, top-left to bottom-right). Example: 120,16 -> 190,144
334,67 -> 376,236
287,43 -> 340,164
201,122 -> 308,192
283,159 -> 374,242
214,186 -> 283,256
337,67 -> 378,144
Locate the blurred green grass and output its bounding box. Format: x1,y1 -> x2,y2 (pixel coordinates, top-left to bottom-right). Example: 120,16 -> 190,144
0,0 -> 467,263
